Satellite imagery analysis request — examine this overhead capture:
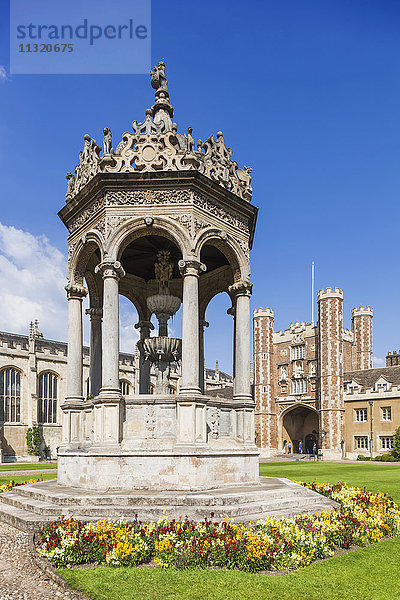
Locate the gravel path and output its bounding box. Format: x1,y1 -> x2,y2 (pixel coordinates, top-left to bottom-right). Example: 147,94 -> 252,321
0,522 -> 78,600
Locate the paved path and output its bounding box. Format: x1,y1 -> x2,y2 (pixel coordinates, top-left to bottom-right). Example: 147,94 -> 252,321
0,522 -> 77,600
0,470 -> 57,478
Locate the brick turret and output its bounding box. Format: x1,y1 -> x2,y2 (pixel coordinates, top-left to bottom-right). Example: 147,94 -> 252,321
253,307 -> 275,455
386,350 -> 400,367
352,306 -> 373,370
317,287 -> 345,459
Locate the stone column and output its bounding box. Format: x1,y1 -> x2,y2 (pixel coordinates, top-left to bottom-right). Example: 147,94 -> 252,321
95,261 -> 125,396
227,305 -> 236,394
178,260 -> 206,395
135,319 -> 154,394
85,308 -> 103,397
229,280 -> 253,402
65,283 -> 88,402
199,320 -> 209,394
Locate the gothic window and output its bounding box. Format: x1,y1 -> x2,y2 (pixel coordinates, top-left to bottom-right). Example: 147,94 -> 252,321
355,436 -> 369,450
120,380 -> 130,396
355,408 -> 368,422
292,379 -> 306,395
169,385 -> 176,395
380,436 -> 393,450
0,368 -> 21,423
38,372 -> 57,424
291,345 -> 305,360
381,407 -> 392,421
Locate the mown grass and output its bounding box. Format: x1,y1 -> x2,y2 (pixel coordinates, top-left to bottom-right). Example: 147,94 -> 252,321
58,462 -> 400,600
0,462 -> 57,472
259,461 -> 400,503
0,472 -> 56,486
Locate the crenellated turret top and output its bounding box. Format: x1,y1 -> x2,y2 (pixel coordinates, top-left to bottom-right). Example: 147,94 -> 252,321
65,60 -> 253,204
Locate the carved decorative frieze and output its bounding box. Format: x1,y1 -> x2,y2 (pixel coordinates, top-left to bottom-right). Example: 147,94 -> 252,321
193,192 -> 249,234
69,197 -> 104,233
105,189 -> 192,206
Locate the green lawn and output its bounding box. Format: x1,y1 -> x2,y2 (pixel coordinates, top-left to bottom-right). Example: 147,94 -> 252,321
58,462 -> 400,600
0,462 -> 57,472
0,473 -> 56,486
259,461 -> 400,502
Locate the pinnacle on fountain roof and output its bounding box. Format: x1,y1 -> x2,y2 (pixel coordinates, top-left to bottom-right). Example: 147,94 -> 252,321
65,60 -> 253,203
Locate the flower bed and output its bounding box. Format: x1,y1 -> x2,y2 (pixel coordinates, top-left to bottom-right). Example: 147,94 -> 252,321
0,477 -> 43,493
36,482 -> 400,573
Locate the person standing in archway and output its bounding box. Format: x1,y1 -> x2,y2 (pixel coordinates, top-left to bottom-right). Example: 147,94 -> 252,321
288,441 -> 292,455
298,440 -> 302,454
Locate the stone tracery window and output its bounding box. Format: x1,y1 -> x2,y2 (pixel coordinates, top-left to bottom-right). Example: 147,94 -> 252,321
0,367 -> 21,423
291,345 -> 305,360
120,380 -> 130,396
38,372 -> 58,424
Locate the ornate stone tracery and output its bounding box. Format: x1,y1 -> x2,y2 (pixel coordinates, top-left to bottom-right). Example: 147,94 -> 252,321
65,63 -> 252,203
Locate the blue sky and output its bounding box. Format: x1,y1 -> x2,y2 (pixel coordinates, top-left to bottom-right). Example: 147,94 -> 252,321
0,0 -> 399,373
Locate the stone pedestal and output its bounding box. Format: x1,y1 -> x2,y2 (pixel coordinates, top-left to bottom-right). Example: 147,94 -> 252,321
58,393 -> 259,491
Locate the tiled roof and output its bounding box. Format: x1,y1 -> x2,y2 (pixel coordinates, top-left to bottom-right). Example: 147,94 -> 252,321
344,366 -> 400,389
206,386 -> 234,399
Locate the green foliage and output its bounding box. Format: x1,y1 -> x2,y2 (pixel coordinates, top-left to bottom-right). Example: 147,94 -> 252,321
374,455 -> 382,461
381,455 -> 396,462
391,426 -> 400,460
26,426 -> 42,455
357,454 -> 370,461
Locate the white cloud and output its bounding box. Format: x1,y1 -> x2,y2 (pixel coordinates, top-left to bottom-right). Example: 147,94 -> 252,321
119,296 -> 139,354
0,66 -> 8,81
0,222 -> 67,341
373,356 -> 385,367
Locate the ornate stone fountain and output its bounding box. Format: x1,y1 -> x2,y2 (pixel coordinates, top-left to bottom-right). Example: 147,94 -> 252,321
138,250 -> 182,394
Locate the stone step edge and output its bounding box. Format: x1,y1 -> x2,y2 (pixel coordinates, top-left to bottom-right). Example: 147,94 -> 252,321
0,492 -> 336,519
12,485 -> 315,506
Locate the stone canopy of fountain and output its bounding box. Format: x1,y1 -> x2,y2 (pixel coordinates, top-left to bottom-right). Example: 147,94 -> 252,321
137,250 -> 182,393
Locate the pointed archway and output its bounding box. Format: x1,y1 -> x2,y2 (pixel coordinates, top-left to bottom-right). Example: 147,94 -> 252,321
281,405 -> 319,453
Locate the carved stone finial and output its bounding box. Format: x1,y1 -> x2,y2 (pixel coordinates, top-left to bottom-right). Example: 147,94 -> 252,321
102,127 -> 113,155
150,59 -> 174,131
186,127 -> 195,153
150,59 -> 168,93
66,172 -> 76,199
